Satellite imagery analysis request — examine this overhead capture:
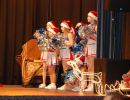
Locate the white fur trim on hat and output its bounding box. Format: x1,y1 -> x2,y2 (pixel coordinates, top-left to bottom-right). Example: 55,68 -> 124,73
61,22 -> 70,29
47,22 -> 56,28
88,12 -> 97,21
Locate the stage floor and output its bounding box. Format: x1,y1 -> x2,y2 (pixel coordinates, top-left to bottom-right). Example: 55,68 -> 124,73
0,85 -> 104,96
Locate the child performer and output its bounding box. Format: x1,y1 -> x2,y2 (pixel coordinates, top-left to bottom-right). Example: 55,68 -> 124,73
57,20 -> 75,90
64,22 -> 88,91
68,11 -> 98,92
34,21 -> 58,89
84,10 -> 98,91
43,27 -> 60,89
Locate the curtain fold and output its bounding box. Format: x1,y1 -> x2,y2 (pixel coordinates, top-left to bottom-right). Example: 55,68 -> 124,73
2,0 -> 125,84
0,0 -> 97,84
0,0 -> 36,84
97,0 -> 124,59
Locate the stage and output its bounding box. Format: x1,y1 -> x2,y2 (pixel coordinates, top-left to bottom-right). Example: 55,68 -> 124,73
0,85 -> 104,100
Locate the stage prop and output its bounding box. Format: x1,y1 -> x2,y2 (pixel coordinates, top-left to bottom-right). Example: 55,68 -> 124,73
94,58 -> 130,94
16,39 -> 43,86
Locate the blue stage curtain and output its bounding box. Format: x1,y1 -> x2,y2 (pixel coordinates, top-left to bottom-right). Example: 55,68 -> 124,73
97,0 -> 124,59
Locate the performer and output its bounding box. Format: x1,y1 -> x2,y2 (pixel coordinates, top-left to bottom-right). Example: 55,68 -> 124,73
44,27 -> 60,89
67,22 -> 88,91
84,10 -> 98,91
40,27 -> 59,89
33,21 -> 58,89
68,11 -> 98,92
57,20 -> 75,90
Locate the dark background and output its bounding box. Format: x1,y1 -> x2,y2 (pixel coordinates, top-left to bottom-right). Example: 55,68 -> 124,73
0,0 -> 130,85
0,0 -> 97,84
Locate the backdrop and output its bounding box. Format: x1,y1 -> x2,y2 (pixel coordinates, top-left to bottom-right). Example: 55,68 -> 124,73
0,0 -> 97,84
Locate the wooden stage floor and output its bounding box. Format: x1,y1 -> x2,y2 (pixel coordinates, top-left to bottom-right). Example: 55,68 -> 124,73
0,85 -> 104,96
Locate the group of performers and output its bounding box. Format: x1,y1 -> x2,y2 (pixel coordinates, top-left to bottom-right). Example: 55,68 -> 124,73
33,10 -> 98,92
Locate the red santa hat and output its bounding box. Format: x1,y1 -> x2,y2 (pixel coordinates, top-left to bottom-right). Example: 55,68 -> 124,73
47,21 -> 57,28
75,55 -> 85,65
75,22 -> 84,28
60,20 -> 72,29
61,20 -> 75,34
88,10 -> 98,21
47,27 -> 59,34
